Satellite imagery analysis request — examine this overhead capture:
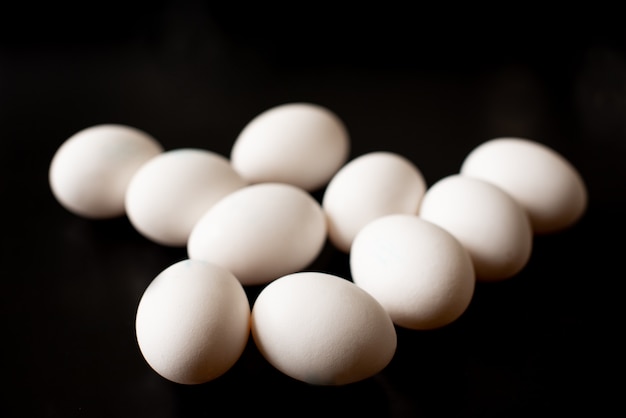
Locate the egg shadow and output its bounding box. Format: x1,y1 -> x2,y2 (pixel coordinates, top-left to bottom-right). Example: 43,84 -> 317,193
168,335 -> 395,416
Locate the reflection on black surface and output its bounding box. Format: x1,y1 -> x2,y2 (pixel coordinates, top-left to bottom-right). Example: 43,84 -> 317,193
169,339 -> 393,416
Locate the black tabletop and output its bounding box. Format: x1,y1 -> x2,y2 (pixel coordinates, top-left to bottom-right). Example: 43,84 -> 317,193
2,3 -> 621,417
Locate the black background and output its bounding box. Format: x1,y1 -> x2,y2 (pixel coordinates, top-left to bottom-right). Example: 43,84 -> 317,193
1,2 -> 623,417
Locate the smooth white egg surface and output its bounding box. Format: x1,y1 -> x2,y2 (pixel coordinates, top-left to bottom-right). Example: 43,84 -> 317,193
350,214 -> 475,330
322,151 -> 427,253
49,124 -> 164,219
125,148 -> 247,247
187,182 -> 327,286
419,175 -> 533,281
135,259 -> 250,385
251,271 -> 397,386
230,102 -> 350,192
460,137 -> 588,234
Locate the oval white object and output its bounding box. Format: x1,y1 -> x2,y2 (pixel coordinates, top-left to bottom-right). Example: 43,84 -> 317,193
230,102 -> 350,192
125,148 -> 247,247
419,175 -> 533,281
251,271 -> 397,386
322,151 -> 426,253
49,124 -> 163,219
460,137 -> 587,234
187,182 -> 327,286
350,214 -> 475,330
135,259 -> 250,385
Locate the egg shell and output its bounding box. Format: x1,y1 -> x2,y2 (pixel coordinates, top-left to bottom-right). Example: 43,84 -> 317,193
350,214 -> 475,330
135,259 -> 250,385
187,182 -> 327,286
251,271 -> 397,386
460,137 -> 588,234
418,174 -> 533,281
125,148 -> 247,247
49,124 -> 163,218
230,102 -> 350,192
322,151 -> 426,253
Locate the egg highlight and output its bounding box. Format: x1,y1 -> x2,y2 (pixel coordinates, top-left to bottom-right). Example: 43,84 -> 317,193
187,182 -> 327,286
125,148 -> 247,247
230,102 -> 350,192
251,271 -> 397,385
49,124 -> 163,218
460,137 -> 587,234
322,151 -> 427,253
350,214 -> 475,330
135,259 -> 251,385
419,175 -> 533,281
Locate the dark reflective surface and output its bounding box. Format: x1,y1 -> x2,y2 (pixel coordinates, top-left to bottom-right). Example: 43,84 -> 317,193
1,3 -> 620,417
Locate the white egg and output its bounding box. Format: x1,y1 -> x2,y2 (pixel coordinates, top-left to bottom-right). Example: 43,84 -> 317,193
251,271 -> 397,386
230,102 -> 350,192
419,175 -> 533,281
125,148 -> 247,247
322,151 -> 426,253
460,137 -> 588,234
49,124 -> 163,219
350,214 -> 475,330
187,182 -> 327,286
135,259 -> 250,385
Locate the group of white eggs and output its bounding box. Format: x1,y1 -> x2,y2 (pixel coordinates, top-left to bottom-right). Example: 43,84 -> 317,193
49,102 -> 587,386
